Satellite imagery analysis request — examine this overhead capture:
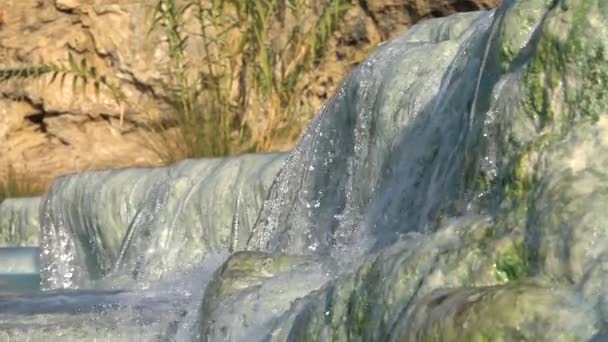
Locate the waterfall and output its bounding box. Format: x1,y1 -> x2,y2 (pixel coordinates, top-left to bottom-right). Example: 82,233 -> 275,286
2,0 -> 608,340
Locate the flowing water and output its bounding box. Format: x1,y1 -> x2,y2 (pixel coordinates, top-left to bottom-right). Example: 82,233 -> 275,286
2,0 -> 608,340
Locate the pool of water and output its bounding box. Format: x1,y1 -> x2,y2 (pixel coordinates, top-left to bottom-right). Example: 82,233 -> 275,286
0,247 -> 41,295
0,273 -> 40,295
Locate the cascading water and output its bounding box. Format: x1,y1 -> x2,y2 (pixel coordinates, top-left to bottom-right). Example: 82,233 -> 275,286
2,0 -> 608,340
0,198 -> 40,247
39,153 -> 286,289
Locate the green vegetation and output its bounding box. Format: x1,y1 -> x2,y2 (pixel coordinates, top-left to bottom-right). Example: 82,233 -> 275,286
145,0 -> 351,160
494,241 -> 528,283
0,0 -> 350,164
0,55 -> 126,123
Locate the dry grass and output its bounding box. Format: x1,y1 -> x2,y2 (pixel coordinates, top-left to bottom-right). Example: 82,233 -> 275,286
0,165 -> 45,203
144,0 -> 351,162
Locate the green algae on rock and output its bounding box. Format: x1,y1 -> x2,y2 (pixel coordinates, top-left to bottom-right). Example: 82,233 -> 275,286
397,282 -> 598,341
198,252 -> 330,341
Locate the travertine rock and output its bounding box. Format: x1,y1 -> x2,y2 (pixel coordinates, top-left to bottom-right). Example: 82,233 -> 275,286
55,0 -> 81,11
